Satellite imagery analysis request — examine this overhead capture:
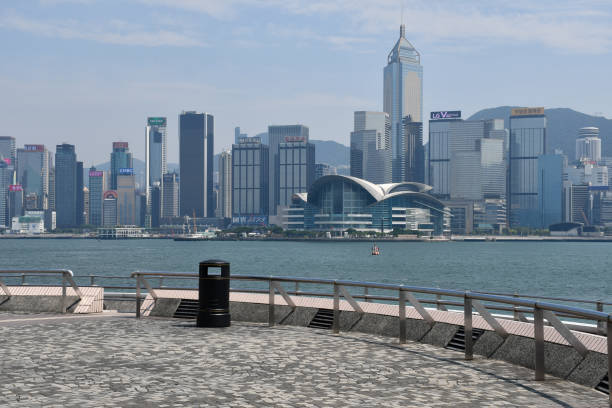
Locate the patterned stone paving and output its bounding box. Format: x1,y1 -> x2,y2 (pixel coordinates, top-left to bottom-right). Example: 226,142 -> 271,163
0,313 -> 606,407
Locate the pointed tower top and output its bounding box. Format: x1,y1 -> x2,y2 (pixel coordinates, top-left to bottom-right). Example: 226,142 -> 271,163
400,24 -> 405,38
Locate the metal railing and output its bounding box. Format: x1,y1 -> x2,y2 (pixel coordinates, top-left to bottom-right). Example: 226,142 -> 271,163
130,270 -> 612,403
0,269 -> 82,313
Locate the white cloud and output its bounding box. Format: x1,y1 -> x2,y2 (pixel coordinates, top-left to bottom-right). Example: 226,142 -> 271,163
0,12 -> 205,47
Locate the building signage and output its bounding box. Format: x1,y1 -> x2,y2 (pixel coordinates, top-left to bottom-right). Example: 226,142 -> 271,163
89,170 -> 104,177
9,185 -> 23,192
511,107 -> 545,116
2,158 -> 10,165
148,117 -> 167,126
430,111 -> 461,120
119,168 -> 134,176
24,144 -> 44,152
103,190 -> 118,199
113,142 -> 129,149
284,136 -> 306,143
232,215 -> 268,226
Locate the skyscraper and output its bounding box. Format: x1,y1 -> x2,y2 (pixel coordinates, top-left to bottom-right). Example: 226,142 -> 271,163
575,127 -> 601,163
103,190 -> 118,226
278,140 -> 315,208
538,154 -> 563,228
218,151 -> 232,218
110,142 -> 132,191
428,111 -> 463,198
88,167 -> 105,226
350,111 -> 391,184
0,160 -> 12,228
268,125 -> 309,215
315,163 -> 337,180
145,117 -> 167,226
179,111 -> 214,218
509,107 -> 547,227
0,136 -> 16,164
8,185 -> 24,227
384,24 -> 423,182
234,127 -> 247,144
402,118 -> 424,183
232,137 -> 269,223
117,168 -> 136,225
16,144 -> 50,210
83,186 -> 89,225
55,144 -> 77,227
162,172 -> 179,219
76,161 -> 84,225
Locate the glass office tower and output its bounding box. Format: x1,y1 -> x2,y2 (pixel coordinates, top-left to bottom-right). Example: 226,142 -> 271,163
145,117 -> 167,226
231,137 -> 269,224
110,142 -> 133,191
384,24 -> 423,182
509,108 -> 547,228
16,145 -> 50,210
350,111 -> 391,184
179,111 -> 214,218
55,144 -> 77,227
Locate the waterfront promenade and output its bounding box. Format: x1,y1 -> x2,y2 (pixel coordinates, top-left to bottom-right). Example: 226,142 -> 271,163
0,312 -> 607,407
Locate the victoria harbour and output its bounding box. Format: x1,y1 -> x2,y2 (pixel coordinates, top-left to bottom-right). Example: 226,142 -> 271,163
2,239 -> 610,303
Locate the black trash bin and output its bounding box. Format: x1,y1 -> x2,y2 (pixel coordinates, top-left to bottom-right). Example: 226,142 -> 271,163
197,259 -> 231,327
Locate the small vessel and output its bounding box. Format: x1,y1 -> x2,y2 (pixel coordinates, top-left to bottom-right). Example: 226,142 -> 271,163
371,243 -> 380,256
173,211 -> 217,241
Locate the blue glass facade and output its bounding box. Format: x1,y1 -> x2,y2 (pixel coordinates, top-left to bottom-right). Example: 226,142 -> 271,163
537,155 -> 563,228
294,175 -> 446,235
509,112 -> 546,228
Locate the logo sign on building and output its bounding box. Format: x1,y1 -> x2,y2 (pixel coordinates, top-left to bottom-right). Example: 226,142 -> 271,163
119,168 -> 134,176
2,158 -> 11,165
89,170 -> 104,177
103,190 -> 118,199
24,144 -> 44,152
232,215 -> 268,226
511,107 -> 545,116
284,136 -> 306,143
9,185 -> 23,192
147,117 -> 167,126
113,142 -> 129,149
430,111 -> 461,120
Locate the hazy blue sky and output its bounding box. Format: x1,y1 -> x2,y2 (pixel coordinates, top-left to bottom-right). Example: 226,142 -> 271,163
1,0 -> 611,165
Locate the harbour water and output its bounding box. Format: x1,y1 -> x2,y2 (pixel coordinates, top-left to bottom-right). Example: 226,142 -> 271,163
0,239 -> 610,305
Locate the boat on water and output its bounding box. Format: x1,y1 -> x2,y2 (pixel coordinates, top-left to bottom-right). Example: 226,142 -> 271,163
173,232 -> 214,242
371,243 -> 380,255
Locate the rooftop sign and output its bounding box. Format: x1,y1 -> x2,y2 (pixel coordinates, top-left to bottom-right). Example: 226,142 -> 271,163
119,168 -> 134,176
430,111 -> 461,120
103,190 -> 118,199
148,117 -> 167,126
9,185 -> 23,192
89,170 -> 104,177
511,107 -> 545,116
24,144 -> 44,152
113,142 -> 129,149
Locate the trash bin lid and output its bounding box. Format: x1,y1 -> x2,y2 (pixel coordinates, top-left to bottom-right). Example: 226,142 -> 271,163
200,259 -> 230,267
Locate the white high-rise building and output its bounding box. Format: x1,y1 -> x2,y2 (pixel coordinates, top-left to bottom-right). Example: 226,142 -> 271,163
384,24 -> 423,182
575,127 -> 601,163
350,111 -> 391,184
145,117 -> 167,227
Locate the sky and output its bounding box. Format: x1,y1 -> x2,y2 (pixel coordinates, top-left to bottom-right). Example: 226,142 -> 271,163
1,0 -> 612,165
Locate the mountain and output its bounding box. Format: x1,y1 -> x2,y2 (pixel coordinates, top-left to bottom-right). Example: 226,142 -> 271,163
469,107 -> 612,159
310,140 -> 350,167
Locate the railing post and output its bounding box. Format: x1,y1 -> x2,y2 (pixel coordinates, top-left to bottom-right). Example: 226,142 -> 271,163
513,292 -> 519,321
597,301 -> 604,334
21,274 -> 25,285
333,282 -> 340,334
607,319 -> 611,407
534,305 -> 545,381
61,273 -> 67,314
364,286 -> 369,302
135,275 -> 141,319
399,289 -> 406,344
464,294 -> 473,360
436,293 -> 441,310
295,281 -> 299,295
90,276 -> 95,286
268,280 -> 275,327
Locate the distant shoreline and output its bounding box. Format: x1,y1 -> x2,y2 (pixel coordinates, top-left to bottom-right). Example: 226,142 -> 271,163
1,235 -> 611,242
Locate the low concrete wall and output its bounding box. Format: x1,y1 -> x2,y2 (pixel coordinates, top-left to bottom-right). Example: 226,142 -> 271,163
0,295 -> 80,313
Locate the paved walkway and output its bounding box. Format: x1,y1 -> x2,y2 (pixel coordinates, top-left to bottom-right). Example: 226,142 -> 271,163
0,313 -> 606,407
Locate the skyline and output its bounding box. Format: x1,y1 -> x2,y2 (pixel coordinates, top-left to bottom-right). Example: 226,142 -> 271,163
1,1 -> 612,165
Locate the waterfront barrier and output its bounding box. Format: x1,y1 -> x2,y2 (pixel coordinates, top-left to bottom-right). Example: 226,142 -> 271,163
1,268 -> 610,402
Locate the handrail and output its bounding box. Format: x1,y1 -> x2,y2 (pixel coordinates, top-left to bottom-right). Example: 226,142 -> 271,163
0,269 -> 82,313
